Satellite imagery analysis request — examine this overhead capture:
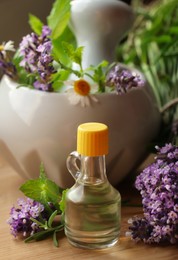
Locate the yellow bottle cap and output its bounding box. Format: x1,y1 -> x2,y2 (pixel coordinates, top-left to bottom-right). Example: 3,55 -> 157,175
77,122 -> 108,156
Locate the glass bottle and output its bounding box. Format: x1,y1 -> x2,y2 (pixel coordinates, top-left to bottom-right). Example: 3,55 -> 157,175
64,122 -> 121,249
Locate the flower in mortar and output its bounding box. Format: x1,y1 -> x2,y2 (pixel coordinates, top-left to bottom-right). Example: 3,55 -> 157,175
107,64 -> 145,94
0,41 -> 15,56
19,25 -> 56,92
66,78 -> 98,107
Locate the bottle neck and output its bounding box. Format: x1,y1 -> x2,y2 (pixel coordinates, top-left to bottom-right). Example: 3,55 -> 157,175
79,155 -> 107,184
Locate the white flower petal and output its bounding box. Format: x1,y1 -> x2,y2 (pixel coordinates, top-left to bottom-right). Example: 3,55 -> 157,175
4,40 -> 15,52
84,96 -> 90,107
68,93 -> 80,105
91,95 -> 98,103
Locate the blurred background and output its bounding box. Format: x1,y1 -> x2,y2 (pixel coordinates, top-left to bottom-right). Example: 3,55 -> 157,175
0,0 -> 53,45
0,0 -> 154,45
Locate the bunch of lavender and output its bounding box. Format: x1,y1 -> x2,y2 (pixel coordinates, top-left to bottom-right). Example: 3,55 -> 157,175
8,198 -> 46,237
128,143 -> 178,244
106,64 -> 145,94
7,164 -> 67,246
19,25 -> 56,91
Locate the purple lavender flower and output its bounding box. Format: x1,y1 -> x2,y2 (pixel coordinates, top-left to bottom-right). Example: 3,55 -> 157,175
127,217 -> 153,243
19,25 -> 56,92
0,59 -> 17,79
41,25 -> 52,38
106,64 -> 145,94
34,80 -> 53,92
7,198 -> 45,237
128,143 -> 178,244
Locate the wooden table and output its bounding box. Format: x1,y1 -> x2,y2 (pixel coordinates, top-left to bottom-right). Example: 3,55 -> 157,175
0,156 -> 177,260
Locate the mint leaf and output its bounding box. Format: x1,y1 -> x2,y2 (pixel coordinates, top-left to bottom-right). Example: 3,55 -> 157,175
47,0 -> 71,40
62,42 -> 84,68
89,60 -> 109,92
52,26 -> 76,65
51,69 -> 70,92
29,14 -> 43,35
59,189 -> 68,214
20,164 -> 64,212
39,163 -> 46,180
73,46 -> 84,67
62,42 -> 75,59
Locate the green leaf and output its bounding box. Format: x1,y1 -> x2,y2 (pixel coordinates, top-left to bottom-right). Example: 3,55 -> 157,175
87,60 -> 108,92
59,189 -> 68,214
30,217 -> 45,228
29,14 -> 44,35
73,46 -> 84,66
12,52 -> 32,85
48,210 -> 58,228
52,26 -> 76,65
53,231 -> 59,247
51,69 -> 70,82
24,224 -> 64,244
169,26 -> 178,34
62,42 -> 75,60
39,163 -> 46,180
51,69 -> 70,92
62,42 -> 84,67
24,229 -> 54,243
20,164 -> 63,211
47,0 -> 71,40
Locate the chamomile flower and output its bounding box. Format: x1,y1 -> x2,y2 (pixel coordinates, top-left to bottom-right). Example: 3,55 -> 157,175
0,41 -> 15,56
66,79 -> 98,107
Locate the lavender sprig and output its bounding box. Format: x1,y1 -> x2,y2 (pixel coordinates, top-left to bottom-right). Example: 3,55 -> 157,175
7,198 -> 46,238
128,143 -> 178,244
106,64 -> 145,94
7,164 -> 67,246
19,25 -> 56,91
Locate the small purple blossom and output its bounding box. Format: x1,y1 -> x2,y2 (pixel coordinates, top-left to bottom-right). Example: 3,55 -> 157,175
34,80 -> 53,92
19,25 -> 56,92
128,143 -> 178,244
42,25 -> 52,38
106,64 -> 145,94
127,217 -> 153,243
7,198 -> 45,237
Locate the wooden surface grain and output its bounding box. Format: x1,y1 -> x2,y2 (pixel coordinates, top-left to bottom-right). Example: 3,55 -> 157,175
0,156 -> 177,260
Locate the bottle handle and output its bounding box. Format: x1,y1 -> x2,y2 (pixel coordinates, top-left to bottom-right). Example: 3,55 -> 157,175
66,151 -> 81,180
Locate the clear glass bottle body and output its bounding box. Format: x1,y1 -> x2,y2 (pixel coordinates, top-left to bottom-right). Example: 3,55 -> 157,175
65,153 -> 121,249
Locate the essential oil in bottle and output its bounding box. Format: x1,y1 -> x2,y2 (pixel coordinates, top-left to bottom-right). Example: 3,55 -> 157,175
64,122 -> 121,249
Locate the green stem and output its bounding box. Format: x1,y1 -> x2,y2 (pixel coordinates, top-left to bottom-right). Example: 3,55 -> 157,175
98,80 -> 105,93
160,97 -> 178,114
59,61 -> 81,78
24,224 -> 64,243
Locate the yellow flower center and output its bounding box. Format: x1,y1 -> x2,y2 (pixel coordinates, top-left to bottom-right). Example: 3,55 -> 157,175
74,79 -> 90,96
0,45 -> 4,51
